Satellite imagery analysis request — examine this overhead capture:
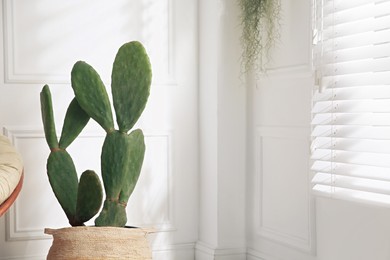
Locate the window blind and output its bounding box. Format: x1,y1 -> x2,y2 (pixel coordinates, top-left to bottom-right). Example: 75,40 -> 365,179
311,0 -> 390,206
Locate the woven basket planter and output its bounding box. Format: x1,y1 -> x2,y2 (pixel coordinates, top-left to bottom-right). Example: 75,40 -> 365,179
45,226 -> 153,260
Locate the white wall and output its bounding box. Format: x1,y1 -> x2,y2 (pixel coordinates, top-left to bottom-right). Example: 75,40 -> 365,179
197,0 -> 247,259
245,0 -> 314,259
316,198 -> 390,260
245,1 -> 390,260
0,0 -> 198,259
2,1 -> 390,259
195,1 -> 313,260
197,1 -> 315,260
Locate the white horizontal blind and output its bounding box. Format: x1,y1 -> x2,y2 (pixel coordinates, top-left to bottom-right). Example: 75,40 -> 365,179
312,0 -> 390,206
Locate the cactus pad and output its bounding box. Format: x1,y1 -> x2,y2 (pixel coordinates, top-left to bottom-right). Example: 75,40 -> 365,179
71,61 -> 114,132
100,131 -> 129,200
59,98 -> 90,149
118,129 -> 145,203
75,170 -> 103,225
111,41 -> 152,133
47,150 -> 79,226
94,199 -> 127,227
40,85 -> 59,150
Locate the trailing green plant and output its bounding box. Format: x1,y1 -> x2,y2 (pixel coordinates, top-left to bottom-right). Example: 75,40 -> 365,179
40,41 -> 152,227
238,0 -> 281,73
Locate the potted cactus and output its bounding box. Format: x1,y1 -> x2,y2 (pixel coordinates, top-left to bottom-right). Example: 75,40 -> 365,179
40,41 -> 153,259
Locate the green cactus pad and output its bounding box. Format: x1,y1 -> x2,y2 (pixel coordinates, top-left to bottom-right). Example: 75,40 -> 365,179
41,42 -> 152,228
119,129 -> 145,203
71,61 -> 114,132
59,98 -> 90,149
40,85 -> 59,149
100,131 -> 129,200
47,150 -> 78,226
111,41 -> 152,133
95,199 -> 127,227
97,129 -> 145,227
75,170 -> 103,225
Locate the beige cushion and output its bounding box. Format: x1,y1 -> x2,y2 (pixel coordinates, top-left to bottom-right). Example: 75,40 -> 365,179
0,135 -> 23,205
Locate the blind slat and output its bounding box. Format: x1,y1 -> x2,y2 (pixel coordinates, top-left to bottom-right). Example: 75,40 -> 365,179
324,0 -> 375,12
312,113 -> 390,126
312,137 -> 390,153
323,15 -> 390,39
312,149 -> 390,168
322,30 -> 390,51
312,100 -> 390,113
322,57 -> 390,76
312,0 -> 390,206
312,125 -> 390,139
311,161 -> 390,181
322,43 -> 390,64
321,72 -> 390,87
324,2 -> 390,25
314,86 -> 390,101
312,172 -> 390,195
313,184 -> 390,206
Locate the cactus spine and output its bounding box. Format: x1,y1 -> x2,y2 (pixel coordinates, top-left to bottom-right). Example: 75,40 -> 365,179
40,41 -> 152,227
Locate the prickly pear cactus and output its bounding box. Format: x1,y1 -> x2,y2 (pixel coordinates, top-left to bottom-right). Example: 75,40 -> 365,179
70,41 -> 152,227
40,41 -> 152,227
40,86 -> 103,226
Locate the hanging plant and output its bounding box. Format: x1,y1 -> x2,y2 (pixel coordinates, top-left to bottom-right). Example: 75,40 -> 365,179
238,0 -> 281,74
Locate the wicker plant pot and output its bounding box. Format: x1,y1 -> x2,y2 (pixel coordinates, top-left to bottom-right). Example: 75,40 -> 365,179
45,226 -> 153,260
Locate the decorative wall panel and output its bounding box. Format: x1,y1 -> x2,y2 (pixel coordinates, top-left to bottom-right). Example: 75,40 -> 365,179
2,0 -> 173,84
3,127 -> 173,241
255,126 -> 313,252
265,0 -> 311,73
0,0 -> 197,258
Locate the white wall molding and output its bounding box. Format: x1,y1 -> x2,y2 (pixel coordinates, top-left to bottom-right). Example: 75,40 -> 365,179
2,0 -> 175,85
247,248 -> 278,260
0,0 -> 198,258
5,206 -> 49,241
254,126 -> 315,253
126,131 -> 176,233
264,0 -> 312,75
3,126 -> 176,241
2,0 -> 16,84
198,0 -> 246,252
195,242 -> 247,260
195,241 -> 216,257
259,65 -> 314,79
3,127 -> 57,241
152,242 -> 195,259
